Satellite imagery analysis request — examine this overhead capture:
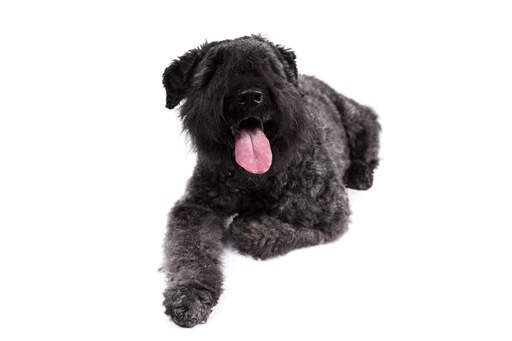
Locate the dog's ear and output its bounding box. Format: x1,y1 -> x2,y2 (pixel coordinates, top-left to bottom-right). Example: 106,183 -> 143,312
276,45 -> 298,85
163,42 -> 214,109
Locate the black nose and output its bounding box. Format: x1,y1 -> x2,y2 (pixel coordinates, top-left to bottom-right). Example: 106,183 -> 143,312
237,89 -> 264,106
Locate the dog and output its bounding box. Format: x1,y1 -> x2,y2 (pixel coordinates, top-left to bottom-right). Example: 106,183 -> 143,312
161,35 -> 380,327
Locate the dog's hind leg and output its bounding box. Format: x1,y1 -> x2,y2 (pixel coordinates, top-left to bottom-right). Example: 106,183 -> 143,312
162,200 -> 225,328
307,76 -> 381,189
335,94 -> 381,190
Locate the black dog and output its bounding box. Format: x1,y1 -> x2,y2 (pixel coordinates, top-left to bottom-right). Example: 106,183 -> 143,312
162,35 -> 380,327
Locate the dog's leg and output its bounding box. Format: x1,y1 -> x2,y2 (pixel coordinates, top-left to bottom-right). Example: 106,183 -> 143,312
336,94 -> 381,190
229,206 -> 348,260
307,76 -> 380,189
162,200 -> 225,328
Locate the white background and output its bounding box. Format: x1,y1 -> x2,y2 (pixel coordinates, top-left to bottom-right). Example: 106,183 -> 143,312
1,1 -> 511,340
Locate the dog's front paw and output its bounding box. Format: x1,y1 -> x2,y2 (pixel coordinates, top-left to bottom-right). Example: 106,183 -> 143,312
229,216 -> 282,260
163,285 -> 214,328
344,160 -> 376,190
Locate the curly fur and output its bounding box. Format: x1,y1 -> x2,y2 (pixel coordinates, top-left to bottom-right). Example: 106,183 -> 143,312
161,35 -> 381,327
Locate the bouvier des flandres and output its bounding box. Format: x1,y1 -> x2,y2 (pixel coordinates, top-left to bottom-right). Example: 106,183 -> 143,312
161,35 -> 380,327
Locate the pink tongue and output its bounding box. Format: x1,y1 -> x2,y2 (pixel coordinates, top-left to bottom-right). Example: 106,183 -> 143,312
234,127 -> 272,174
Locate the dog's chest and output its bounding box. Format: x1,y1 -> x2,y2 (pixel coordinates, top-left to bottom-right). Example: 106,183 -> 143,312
219,163 -> 332,217
222,171 -> 285,214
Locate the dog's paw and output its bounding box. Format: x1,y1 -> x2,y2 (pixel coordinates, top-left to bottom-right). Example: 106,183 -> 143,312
163,285 -> 213,328
229,216 -> 282,260
344,160 -> 376,190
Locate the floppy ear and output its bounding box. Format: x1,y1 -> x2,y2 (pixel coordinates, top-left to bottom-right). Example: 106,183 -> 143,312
162,44 -> 208,109
276,45 -> 298,85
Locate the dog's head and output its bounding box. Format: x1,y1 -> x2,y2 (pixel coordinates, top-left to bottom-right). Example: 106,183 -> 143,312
163,35 -> 310,175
